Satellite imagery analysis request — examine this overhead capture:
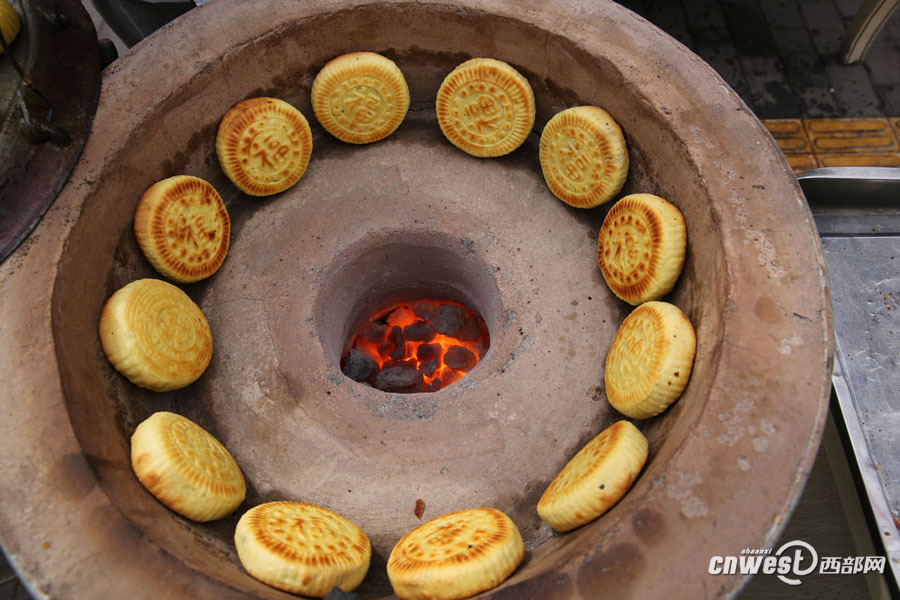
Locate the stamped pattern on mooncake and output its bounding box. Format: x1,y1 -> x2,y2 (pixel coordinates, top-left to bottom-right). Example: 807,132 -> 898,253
598,194 -> 686,305
235,501 -> 371,597
539,106 -> 629,208
602,208 -> 653,283
135,176 -> 230,283
312,52 -> 409,144
167,417 -> 243,488
217,98 -> 313,196
131,411 -> 245,521
537,420 -> 648,532
436,58 -> 535,157
387,507 -> 524,600
605,301 -> 696,419
99,279 -> 213,392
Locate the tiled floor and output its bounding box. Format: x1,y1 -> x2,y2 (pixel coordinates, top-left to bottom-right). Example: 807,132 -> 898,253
617,0 -> 900,172
764,117 -> 900,171
618,0 -> 900,119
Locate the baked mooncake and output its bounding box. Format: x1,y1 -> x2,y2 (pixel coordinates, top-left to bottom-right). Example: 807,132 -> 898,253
605,301 -> 696,419
133,175 -> 230,283
99,278 -> 213,392
537,420 -> 648,532
216,97 -> 313,196
387,507 -> 524,600
131,411 -> 245,521
435,58 -> 535,157
598,193 -> 686,305
311,51 -> 410,144
234,501 -> 371,597
539,105 -> 629,208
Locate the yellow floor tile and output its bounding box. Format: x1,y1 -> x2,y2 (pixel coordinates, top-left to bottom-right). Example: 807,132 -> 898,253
763,119 -> 811,154
803,118 -> 899,154
785,154 -> 819,172
816,153 -> 900,168
763,117 -> 900,171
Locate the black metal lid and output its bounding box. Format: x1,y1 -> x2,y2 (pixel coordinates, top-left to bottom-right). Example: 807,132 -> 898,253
0,0 -> 101,263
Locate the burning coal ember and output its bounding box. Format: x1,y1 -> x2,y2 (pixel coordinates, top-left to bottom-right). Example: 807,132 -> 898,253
341,300 -> 490,393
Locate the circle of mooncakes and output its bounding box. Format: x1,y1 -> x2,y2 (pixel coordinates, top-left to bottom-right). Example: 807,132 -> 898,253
133,175 -> 230,283
234,501 -> 371,597
131,411 -> 246,521
537,420 -> 648,532
311,51 -> 410,144
99,278 -> 213,392
216,97 -> 313,196
605,301 -> 696,419
435,58 -> 535,158
539,105 -> 629,208
387,507 -> 524,600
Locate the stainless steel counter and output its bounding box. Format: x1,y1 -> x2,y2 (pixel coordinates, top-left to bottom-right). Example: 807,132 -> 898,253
800,167 -> 900,595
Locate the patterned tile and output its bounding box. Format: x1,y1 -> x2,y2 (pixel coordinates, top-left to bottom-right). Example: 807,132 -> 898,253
816,153 -> 900,167
764,119 -> 812,154
785,153 -> 820,172
803,118 -> 900,153
763,117 -> 900,171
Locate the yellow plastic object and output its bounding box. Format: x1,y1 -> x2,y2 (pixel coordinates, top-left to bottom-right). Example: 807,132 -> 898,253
0,0 -> 20,53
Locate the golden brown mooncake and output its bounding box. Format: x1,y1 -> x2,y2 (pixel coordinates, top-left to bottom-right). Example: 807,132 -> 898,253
131,411 -> 245,521
539,105 -> 629,208
605,301 -> 696,419
234,501 -> 371,597
216,97 -> 313,196
387,507 -> 524,600
311,51 -> 410,144
133,175 -> 230,283
537,420 -> 648,532
598,193 -> 687,305
99,278 -> 213,392
435,58 -> 535,158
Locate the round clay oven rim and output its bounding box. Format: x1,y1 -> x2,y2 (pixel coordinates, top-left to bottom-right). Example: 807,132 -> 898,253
0,0 -> 833,598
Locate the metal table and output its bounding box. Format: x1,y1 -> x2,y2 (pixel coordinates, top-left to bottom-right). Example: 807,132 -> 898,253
799,166 -> 900,596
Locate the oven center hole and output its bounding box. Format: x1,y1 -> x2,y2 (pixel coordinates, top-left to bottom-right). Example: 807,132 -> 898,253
341,299 -> 490,393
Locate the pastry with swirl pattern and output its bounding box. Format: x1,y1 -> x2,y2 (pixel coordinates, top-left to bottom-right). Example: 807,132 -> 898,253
435,58 -> 535,158
133,175 -> 230,283
387,507 -> 524,600
605,301 -> 696,419
234,501 -> 371,597
537,420 -> 648,532
99,278 -> 213,392
311,51 -> 410,144
216,97 -> 313,196
131,411 -> 245,521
